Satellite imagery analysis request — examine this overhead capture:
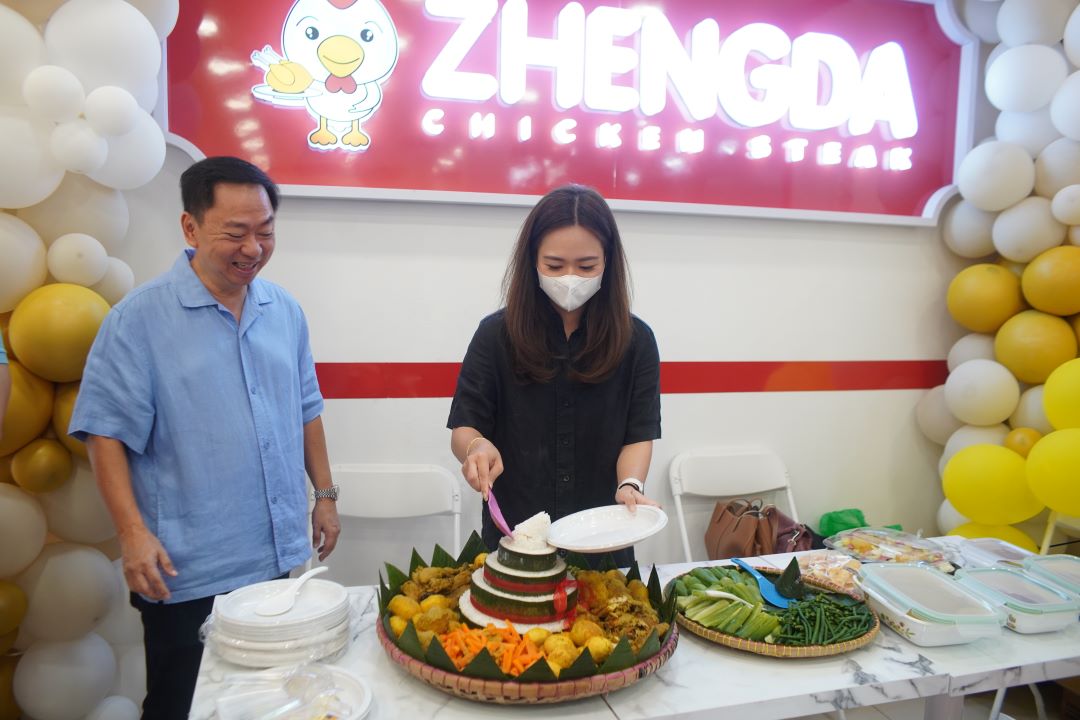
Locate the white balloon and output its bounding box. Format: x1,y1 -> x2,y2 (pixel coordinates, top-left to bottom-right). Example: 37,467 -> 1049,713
39,459 -> 119,543
22,64 -> 85,122
13,633 -> 116,720
15,543 -> 117,641
1051,71 -> 1080,141
93,560 -> 141,646
1071,226 -> 1080,245
90,256 -> 136,305
15,172 -> 129,251
46,231 -> 109,285
1067,5 -> 1080,67
131,76 -> 159,112
0,5 -> 46,104
961,0 -> 1002,43
0,105 -> 64,209
944,359 -> 1021,426
50,119 -> 108,174
939,423 -> 1011,476
1,0 -> 67,27
986,43 -> 1009,75
997,0 -> 1074,46
44,0 -> 161,99
0,213 -> 47,312
86,696 -> 140,720
948,333 -> 997,372
916,385 -> 965,445
124,0 -> 179,39
1051,184 -> 1080,223
84,86 -> 139,137
957,141 -> 1036,211
985,45 -> 1068,112
0,484 -> 48,578
88,109 -> 166,190
937,498 -> 971,534
1010,385 -> 1055,434
943,200 -> 997,258
109,643 -> 146,707
995,108 -> 1061,157
992,196 -> 1067,262
1035,138 -> 1080,197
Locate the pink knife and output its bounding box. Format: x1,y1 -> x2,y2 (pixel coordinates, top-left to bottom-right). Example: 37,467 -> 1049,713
487,490 -> 513,536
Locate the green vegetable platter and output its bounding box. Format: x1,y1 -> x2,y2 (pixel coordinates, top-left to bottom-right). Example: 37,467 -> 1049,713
669,560 -> 878,658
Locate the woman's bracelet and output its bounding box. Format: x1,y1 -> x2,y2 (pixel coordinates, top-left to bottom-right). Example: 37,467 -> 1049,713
617,478 -> 644,494
465,436 -> 486,457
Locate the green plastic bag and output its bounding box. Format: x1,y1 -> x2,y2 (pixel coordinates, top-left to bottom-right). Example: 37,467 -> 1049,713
819,508 -> 867,537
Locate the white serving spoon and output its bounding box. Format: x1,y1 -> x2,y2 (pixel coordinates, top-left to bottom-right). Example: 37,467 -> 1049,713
254,566 -> 329,617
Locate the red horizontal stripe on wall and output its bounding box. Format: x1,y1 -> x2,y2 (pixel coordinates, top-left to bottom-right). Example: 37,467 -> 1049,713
316,360 -> 947,399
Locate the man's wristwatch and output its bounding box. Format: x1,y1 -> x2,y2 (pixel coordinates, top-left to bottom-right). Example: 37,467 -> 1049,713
617,478 -> 644,494
313,484 -> 339,501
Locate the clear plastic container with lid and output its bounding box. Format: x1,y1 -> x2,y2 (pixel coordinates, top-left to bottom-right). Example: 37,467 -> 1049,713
856,563 -> 1004,646
825,528 -> 955,572
955,566 -> 1079,634
1023,554 -> 1080,595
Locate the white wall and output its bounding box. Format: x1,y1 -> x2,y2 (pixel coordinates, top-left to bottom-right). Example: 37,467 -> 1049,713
122,145 -> 965,585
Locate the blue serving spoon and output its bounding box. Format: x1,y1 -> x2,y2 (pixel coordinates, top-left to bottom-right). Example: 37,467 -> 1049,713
731,557 -> 791,609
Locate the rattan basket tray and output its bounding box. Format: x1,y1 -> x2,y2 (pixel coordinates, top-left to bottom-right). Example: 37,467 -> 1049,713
674,568 -> 879,658
376,619 -> 678,704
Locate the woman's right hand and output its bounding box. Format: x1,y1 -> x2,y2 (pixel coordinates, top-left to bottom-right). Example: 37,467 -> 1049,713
461,438 -> 504,501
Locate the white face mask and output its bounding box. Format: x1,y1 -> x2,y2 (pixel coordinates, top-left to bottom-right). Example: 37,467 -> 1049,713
537,271 -> 602,312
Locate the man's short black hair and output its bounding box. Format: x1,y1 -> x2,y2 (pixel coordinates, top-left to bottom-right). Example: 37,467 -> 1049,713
180,156 -> 280,222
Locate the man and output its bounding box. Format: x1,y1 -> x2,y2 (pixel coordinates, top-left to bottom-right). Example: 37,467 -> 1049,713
70,156 -> 340,720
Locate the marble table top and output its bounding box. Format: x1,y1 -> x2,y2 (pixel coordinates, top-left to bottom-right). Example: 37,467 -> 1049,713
190,553 -> 1080,720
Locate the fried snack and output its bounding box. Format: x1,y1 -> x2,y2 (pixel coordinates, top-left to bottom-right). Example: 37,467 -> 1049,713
573,569 -> 663,652
412,605 -> 457,635
389,615 -> 407,637
585,636 -> 614,663
388,595 -> 421,621
569,618 -> 604,647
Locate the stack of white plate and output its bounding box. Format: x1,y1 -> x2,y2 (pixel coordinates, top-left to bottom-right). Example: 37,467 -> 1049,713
207,578 -> 351,667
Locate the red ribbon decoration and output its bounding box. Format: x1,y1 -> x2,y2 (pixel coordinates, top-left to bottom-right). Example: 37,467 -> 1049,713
554,578 -> 578,615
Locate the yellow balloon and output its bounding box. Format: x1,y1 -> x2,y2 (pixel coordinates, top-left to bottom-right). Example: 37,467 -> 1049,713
1003,427 -> 1042,457
942,444 -> 1044,524
0,581 -> 27,636
1043,357 -> 1080,429
0,361 -> 54,457
8,284 -> 110,383
947,522 -> 1038,552
947,264 -> 1025,333
50,382 -> 86,460
1071,313 -> 1080,346
0,653 -> 18,720
994,310 -> 1078,384
1026,428 -> 1080,516
1021,245 -> 1080,316
11,438 -> 73,493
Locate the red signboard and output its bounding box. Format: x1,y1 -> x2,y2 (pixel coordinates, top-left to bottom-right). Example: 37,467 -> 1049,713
165,0 -> 975,222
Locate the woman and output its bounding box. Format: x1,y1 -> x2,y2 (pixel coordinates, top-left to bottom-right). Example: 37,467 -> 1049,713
448,184 -> 661,566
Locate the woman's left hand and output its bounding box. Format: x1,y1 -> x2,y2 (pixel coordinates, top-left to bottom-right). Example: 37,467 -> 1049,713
615,485 -> 661,515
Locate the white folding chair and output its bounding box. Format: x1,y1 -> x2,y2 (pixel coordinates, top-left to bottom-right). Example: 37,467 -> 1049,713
308,463 -> 463,570
668,446 -> 800,563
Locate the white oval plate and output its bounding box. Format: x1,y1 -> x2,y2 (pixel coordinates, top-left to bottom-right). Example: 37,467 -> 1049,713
547,505 -> 667,553
216,579 -> 349,629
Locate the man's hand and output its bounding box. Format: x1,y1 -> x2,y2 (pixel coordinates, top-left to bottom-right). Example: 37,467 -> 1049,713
119,525 -> 177,601
615,485 -> 661,515
461,438 -> 504,501
312,500 -> 341,561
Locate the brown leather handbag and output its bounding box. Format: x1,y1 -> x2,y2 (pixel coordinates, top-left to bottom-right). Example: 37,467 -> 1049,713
704,498 -> 779,560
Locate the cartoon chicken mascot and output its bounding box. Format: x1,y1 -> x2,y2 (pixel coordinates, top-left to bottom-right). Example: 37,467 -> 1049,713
251,0 -> 398,151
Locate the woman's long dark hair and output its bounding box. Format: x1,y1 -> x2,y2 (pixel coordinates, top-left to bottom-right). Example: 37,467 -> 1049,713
502,185 -> 632,383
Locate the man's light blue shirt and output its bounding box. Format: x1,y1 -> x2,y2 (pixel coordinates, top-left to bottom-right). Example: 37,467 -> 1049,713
70,249 -> 324,602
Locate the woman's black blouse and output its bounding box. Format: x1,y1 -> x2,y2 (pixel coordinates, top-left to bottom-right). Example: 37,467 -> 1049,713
447,308 -> 661,549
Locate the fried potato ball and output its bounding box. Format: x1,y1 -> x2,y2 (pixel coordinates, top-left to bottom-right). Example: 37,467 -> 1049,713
627,579 -> 650,603
525,627 -> 551,646
388,594 -> 421,620
413,606 -> 455,634
389,615 -> 407,637
420,594 -> 450,612
569,618 -> 605,647
585,636 -> 614,663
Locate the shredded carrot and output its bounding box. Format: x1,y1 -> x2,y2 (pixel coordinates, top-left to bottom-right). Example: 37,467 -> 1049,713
437,624 -> 544,676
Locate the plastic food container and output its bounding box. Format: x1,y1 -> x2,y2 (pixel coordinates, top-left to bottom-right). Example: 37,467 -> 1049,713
956,567 -> 1079,634
951,537 -> 1034,569
826,528 -> 955,572
857,563 -> 1004,646
1023,555 -> 1080,595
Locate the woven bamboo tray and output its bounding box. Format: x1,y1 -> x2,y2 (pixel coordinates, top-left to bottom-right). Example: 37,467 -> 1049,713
376,619 -> 679,704
674,568 -> 879,658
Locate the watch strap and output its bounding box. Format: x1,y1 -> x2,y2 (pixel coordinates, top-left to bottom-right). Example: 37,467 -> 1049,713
617,478 -> 644,494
